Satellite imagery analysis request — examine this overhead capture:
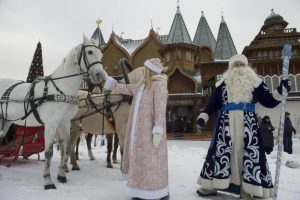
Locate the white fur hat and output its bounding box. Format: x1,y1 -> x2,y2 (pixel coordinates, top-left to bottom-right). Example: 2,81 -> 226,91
229,54 -> 248,69
144,58 -> 164,74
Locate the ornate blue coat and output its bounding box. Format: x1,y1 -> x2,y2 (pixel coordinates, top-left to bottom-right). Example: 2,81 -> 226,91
197,78 -> 282,198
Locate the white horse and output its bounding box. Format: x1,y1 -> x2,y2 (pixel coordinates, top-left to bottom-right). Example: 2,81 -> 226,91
0,35 -> 106,189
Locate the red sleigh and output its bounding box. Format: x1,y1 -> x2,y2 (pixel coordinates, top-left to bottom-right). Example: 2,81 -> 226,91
0,125 -> 44,167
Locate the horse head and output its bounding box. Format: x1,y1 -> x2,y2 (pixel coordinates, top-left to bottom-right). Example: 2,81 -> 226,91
76,35 -> 106,86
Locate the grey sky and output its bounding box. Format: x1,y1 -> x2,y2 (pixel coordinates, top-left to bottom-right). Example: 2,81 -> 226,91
0,0 -> 299,80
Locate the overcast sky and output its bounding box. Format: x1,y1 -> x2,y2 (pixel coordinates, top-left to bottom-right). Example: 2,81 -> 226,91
0,0 -> 299,80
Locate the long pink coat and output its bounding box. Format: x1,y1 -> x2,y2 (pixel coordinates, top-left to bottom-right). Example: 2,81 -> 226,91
106,74 -> 169,195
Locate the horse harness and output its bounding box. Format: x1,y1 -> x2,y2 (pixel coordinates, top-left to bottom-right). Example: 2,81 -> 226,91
76,58 -> 134,133
0,43 -> 105,125
0,77 -> 79,125
24,77 -> 79,124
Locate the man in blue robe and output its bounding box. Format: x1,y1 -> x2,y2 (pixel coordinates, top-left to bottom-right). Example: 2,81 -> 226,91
196,54 -> 290,199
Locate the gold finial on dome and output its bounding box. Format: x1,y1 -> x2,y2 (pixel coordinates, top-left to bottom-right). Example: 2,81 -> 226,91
96,19 -> 102,27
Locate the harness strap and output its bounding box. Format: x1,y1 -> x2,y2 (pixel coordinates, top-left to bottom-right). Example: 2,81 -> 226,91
27,80 -> 48,124
21,94 -> 79,122
0,82 -> 24,101
50,78 -> 64,95
0,81 -> 24,129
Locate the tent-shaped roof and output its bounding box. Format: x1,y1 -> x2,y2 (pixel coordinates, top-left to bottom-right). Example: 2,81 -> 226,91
193,11 -> 216,51
214,15 -> 237,60
166,4 -> 192,44
91,20 -> 105,47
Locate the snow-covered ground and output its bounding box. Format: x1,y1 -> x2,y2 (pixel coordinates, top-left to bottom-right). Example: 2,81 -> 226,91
1,137 -> 300,200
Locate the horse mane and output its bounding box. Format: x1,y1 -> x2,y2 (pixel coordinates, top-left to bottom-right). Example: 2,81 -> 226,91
51,44 -> 81,76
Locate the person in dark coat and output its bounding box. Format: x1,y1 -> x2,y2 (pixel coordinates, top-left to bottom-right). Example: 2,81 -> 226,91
283,112 -> 296,154
259,116 -> 275,154
196,54 -> 291,199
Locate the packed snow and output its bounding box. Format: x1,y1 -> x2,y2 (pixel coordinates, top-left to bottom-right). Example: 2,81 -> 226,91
0,137 -> 300,200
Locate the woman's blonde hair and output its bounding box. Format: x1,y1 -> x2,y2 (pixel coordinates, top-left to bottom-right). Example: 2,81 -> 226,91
142,68 -> 156,88
137,67 -> 168,89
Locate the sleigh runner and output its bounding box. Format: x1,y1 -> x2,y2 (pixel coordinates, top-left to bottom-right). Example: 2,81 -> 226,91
0,125 -> 44,167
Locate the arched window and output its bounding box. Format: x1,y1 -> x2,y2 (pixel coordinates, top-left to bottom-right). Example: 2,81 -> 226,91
165,53 -> 170,62
263,51 -> 268,59
269,51 -> 274,60
175,50 -> 181,60
272,75 -> 280,91
289,74 -> 296,92
186,51 -> 192,61
296,74 -> 300,92
275,50 -> 280,58
265,76 -> 272,90
258,52 -> 262,60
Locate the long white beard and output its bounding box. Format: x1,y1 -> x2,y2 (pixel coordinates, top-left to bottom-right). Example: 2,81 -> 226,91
224,66 -> 258,103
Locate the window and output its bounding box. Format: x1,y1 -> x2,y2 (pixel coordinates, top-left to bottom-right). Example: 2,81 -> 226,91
258,52 -> 262,60
269,51 -> 274,60
272,75 -> 280,91
175,50 -> 181,60
275,50 -> 280,58
165,53 -> 170,62
265,76 -> 272,90
186,51 -> 192,61
296,74 -> 300,92
289,74 -> 296,92
263,51 -> 268,59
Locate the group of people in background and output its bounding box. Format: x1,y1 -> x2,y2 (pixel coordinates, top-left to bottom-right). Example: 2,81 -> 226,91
259,112 -> 297,155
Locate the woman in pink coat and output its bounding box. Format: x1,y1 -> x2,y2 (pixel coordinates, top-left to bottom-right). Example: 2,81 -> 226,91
104,58 -> 169,200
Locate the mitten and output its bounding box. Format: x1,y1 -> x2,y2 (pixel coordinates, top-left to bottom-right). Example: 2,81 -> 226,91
197,118 -> 205,129
153,133 -> 162,147
103,76 -> 115,90
277,79 -> 291,94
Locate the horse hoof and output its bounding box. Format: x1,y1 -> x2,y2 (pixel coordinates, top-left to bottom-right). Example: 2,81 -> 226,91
72,166 -> 80,171
106,164 -> 113,168
57,175 -> 67,183
44,184 -> 56,190
90,157 -> 95,161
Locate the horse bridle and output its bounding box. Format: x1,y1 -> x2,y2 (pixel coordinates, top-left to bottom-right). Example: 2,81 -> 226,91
77,44 -> 103,76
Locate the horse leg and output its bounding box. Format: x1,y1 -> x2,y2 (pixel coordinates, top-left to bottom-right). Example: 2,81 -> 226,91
70,121 -> 80,170
75,137 -> 80,160
58,136 -> 68,173
112,133 -> 119,164
117,131 -> 125,170
57,123 -> 71,183
106,134 -> 113,168
86,133 -> 95,160
43,126 -> 57,190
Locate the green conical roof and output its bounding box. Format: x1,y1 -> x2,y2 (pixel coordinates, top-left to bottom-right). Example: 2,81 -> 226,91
214,15 -> 237,60
261,9 -> 288,31
264,9 -> 286,25
91,26 -> 105,47
193,11 -> 216,51
166,4 -> 192,44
